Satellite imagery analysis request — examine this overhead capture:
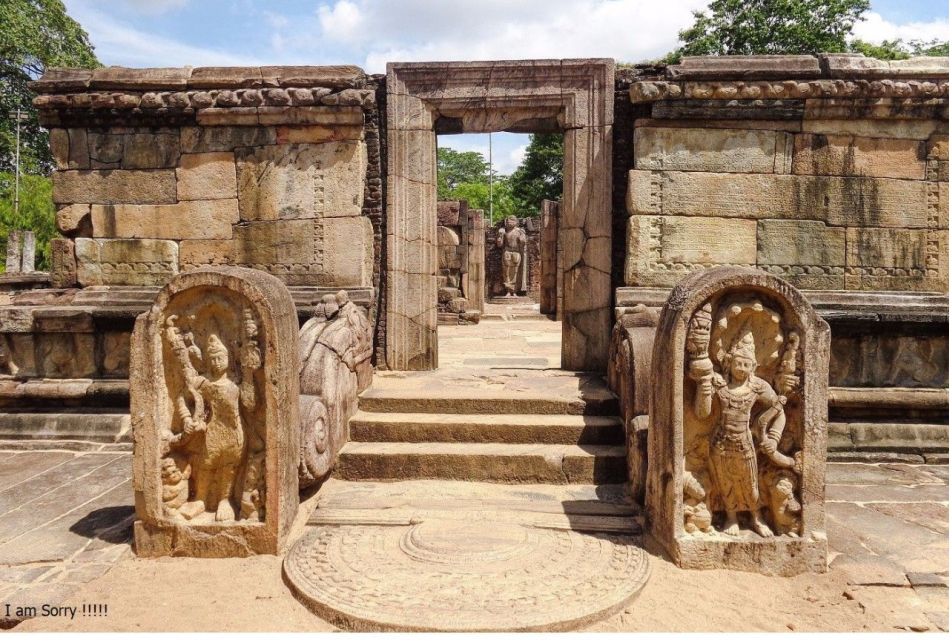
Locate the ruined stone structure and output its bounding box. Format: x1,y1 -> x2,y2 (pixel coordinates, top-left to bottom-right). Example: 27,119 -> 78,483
435,200 -> 483,324
131,266 -> 300,556
0,53 -> 945,609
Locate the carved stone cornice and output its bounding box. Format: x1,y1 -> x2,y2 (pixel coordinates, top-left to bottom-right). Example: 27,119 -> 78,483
630,78 -> 949,104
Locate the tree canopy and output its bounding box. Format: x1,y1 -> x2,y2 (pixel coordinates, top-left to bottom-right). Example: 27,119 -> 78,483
508,134 -> 563,216
669,0 -> 870,61
1,0 -> 99,175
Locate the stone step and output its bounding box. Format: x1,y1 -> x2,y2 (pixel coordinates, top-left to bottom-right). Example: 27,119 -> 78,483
359,381 -> 618,416
349,411 -> 625,445
0,411 -> 130,443
336,442 -> 628,484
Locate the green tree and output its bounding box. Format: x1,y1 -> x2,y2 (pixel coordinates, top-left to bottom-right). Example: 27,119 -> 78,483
1,0 -> 99,175
669,0 -> 870,62
451,178 -> 516,225
851,38 -> 949,60
436,147 -> 490,200
0,172 -> 55,269
508,134 -> 563,217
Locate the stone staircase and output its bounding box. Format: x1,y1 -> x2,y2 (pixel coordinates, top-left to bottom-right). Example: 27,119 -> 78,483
336,373 -> 628,485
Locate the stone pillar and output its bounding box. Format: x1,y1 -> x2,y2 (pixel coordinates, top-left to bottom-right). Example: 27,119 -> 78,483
540,200 -> 559,315
131,266 -> 300,557
646,266 -> 830,576
5,230 -> 21,274
20,231 -> 35,273
465,209 -> 485,313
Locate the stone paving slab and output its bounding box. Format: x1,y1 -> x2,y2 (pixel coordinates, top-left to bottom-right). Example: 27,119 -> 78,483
0,450 -> 132,628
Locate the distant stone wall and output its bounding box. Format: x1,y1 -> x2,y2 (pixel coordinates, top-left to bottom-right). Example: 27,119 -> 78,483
623,54 -> 949,293
31,66 -> 380,291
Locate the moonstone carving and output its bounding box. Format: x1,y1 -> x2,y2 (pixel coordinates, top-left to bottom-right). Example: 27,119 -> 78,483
646,267 -> 829,576
131,266 -> 300,557
298,290 -> 373,488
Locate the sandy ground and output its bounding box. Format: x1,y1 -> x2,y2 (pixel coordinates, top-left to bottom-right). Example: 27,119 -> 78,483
14,549 -> 895,633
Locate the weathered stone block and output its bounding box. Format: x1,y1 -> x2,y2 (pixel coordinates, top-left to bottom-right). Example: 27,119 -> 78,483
236,142 -> 365,221
258,65 -> 363,88
646,267 -> 830,576
322,217 -> 373,287
846,228 -> 926,270
90,200 -> 238,240
757,220 -> 846,266
75,238 -> 178,286
629,170 -> 933,228
180,126 -> 277,153
56,204 -> 91,235
232,219 -> 322,284
659,216 -> 757,265
176,152 -> 238,201
792,134 -> 926,179
179,239 -> 235,270
53,170 -> 177,205
49,238 -> 77,288
634,127 -> 782,173
256,106 -> 363,126
119,133 -> 180,169
90,66 -> 191,90
275,125 -> 364,144
196,108 -> 259,127
802,118 -> 942,140
131,267 -> 300,557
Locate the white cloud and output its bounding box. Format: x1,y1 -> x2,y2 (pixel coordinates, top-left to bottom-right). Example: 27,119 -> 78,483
505,144 -> 528,175
64,0 -> 259,67
115,0 -> 189,15
852,11 -> 949,46
313,0 -> 709,73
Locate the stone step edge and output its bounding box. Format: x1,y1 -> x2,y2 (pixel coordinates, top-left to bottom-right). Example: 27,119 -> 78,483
307,507 -> 641,535
349,412 -> 624,444
357,393 -> 618,416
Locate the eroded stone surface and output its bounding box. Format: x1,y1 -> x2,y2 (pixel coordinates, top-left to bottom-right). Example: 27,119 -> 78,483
284,518 -> 648,631
131,267 -> 300,557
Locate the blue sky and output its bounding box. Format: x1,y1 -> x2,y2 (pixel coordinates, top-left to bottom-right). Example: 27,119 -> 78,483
62,0 -> 949,174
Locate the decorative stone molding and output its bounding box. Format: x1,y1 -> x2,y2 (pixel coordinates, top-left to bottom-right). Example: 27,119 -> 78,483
646,267 -> 830,576
630,54 -> 949,104
386,59 -> 613,371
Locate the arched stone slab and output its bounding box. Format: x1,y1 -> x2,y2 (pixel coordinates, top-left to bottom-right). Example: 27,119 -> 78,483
646,266 -> 830,575
131,266 -> 300,557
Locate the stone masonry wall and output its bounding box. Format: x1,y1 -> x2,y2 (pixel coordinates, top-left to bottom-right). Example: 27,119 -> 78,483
32,66 -> 379,292
624,54 -> 949,293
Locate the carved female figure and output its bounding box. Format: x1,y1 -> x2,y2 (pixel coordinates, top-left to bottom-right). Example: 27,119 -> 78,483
165,317 -> 259,522
691,330 -> 785,537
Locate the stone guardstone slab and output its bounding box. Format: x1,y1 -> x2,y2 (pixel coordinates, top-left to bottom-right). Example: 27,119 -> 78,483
131,266 -> 300,557
283,517 -> 649,631
646,266 -> 830,575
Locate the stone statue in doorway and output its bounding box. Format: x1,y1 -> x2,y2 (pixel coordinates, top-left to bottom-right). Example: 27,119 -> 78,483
496,216 -> 527,296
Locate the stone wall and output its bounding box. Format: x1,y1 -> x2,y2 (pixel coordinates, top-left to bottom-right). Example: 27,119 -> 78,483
624,54 -> 949,293
32,66 -> 380,291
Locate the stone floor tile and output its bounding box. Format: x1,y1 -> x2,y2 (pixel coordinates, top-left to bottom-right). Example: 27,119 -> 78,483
0,453 -> 125,518
845,586 -> 933,631
908,572 -> 948,588
0,452 -> 76,492
830,554 -> 908,586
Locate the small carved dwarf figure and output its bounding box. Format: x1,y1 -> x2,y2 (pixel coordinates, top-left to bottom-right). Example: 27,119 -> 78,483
496,216 -> 527,296
683,469 -> 713,534
764,469 -> 803,537
160,455 -> 191,515
691,330 -> 784,538
166,317 -> 260,523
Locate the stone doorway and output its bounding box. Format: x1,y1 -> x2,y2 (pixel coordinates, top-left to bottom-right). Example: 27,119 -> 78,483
385,59 -> 614,371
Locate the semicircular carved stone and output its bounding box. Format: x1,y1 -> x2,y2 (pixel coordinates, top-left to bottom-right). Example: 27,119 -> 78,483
298,290 -> 373,488
131,266 -> 300,557
646,266 -> 830,576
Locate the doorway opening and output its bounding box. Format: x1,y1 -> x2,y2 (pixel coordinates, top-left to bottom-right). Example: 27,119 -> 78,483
435,132 -> 564,370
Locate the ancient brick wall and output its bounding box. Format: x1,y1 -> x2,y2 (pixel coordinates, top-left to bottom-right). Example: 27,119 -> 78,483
32,66 -> 378,292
